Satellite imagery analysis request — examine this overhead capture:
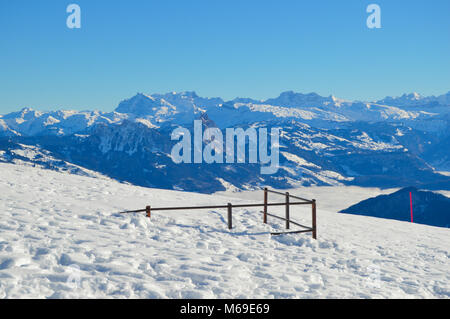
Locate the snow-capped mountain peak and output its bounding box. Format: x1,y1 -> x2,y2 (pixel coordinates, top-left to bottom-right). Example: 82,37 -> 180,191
376,91 -> 450,109
264,91 -> 335,108
115,93 -> 176,116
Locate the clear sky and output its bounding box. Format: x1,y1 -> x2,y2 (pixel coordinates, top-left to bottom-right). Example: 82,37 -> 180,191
0,0 -> 449,113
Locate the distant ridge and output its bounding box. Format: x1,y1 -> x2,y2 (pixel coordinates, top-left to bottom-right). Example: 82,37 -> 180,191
340,187 -> 450,228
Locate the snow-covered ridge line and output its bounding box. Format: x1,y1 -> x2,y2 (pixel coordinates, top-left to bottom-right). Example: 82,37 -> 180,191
1,90 -> 449,137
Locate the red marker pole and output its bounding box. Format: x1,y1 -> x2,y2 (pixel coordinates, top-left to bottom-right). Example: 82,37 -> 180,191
409,192 -> 414,223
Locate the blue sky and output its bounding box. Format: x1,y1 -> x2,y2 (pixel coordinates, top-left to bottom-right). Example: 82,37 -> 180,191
0,0 -> 449,113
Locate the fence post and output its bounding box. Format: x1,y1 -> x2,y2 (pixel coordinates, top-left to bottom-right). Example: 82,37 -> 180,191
285,192 -> 290,229
146,205 -> 151,219
312,200 -> 317,239
227,203 -> 232,230
263,188 -> 268,224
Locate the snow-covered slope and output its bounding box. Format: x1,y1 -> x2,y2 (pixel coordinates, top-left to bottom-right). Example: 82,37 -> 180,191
0,143 -> 111,180
0,163 -> 448,298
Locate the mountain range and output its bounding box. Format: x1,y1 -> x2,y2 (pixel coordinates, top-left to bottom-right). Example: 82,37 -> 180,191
1,90 -> 450,193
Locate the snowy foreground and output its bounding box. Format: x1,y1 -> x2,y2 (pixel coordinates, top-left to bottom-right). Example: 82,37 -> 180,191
0,163 -> 448,298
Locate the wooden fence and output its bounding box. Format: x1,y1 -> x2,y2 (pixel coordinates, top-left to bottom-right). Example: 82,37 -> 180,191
120,188 -> 317,239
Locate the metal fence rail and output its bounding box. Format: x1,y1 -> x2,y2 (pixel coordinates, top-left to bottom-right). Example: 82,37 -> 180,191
119,188 -> 317,239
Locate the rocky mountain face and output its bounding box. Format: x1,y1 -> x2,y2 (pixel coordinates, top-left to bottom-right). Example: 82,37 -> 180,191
1,90 -> 450,193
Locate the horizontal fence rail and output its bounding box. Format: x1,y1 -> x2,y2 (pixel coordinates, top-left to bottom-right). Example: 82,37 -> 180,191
120,201 -> 313,214
118,188 -> 317,239
265,189 -> 313,203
